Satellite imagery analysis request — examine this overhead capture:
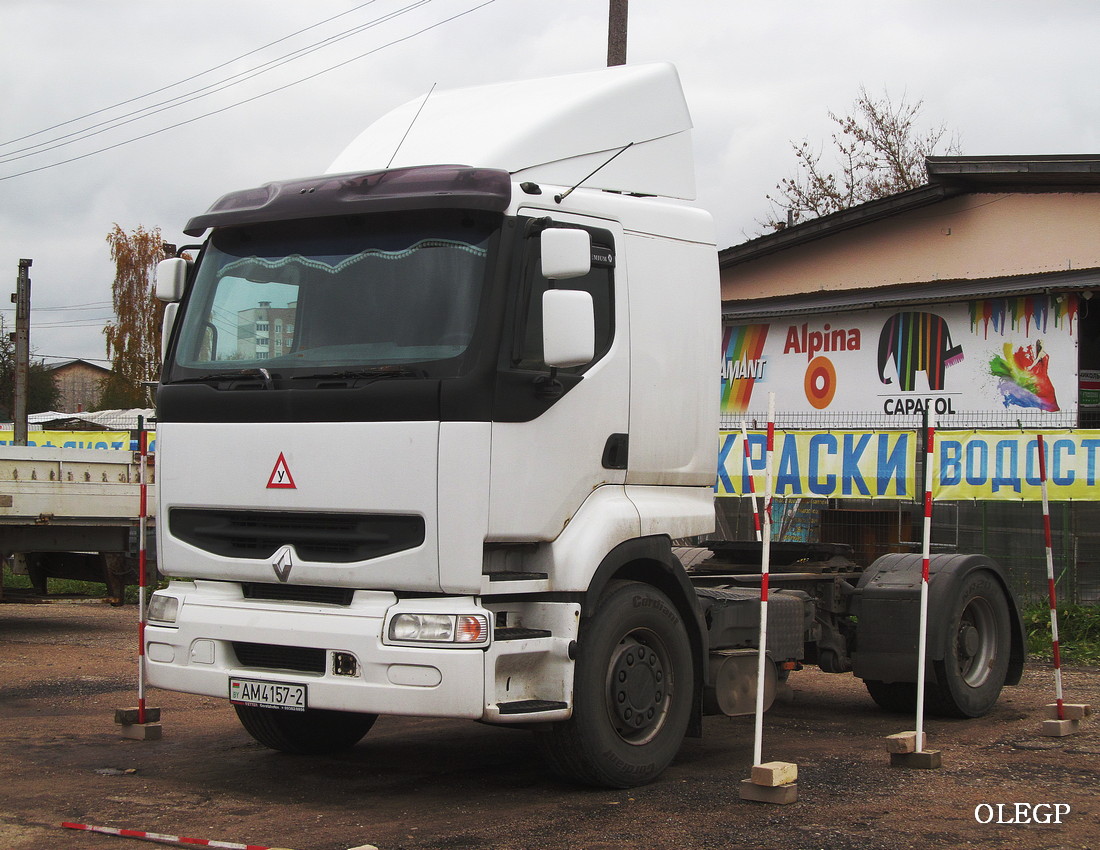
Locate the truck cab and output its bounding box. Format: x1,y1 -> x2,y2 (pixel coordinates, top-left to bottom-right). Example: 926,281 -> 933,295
146,63 -> 720,788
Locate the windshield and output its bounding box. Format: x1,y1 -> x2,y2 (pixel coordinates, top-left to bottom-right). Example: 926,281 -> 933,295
168,213 -> 495,379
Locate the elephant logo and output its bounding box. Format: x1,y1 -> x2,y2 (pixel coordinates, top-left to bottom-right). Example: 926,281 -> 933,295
878,311 -> 963,391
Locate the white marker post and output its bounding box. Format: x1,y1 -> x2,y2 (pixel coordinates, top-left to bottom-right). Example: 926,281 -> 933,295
740,421 -> 762,543
116,423 -> 161,739
740,394 -> 796,803
1037,433 -> 1091,735
890,411 -> 941,768
753,394 -> 775,768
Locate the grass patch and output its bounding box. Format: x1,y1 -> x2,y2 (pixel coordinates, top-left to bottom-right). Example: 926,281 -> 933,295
1023,602 -> 1100,666
1,563 -> 156,604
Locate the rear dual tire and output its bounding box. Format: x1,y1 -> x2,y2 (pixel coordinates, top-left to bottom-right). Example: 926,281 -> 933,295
864,571 -> 1011,718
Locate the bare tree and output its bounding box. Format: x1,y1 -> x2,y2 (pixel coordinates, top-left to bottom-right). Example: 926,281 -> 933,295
764,86 -> 960,230
101,223 -> 167,409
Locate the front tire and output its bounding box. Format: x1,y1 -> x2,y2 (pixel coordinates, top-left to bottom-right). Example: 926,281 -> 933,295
234,705 -> 377,754
535,581 -> 694,788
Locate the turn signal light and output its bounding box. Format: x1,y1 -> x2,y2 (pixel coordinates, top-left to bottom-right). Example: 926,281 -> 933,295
387,613 -> 489,645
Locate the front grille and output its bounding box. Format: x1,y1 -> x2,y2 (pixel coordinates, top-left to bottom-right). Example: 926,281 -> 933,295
232,641 -> 326,673
242,583 -> 354,606
169,509 -> 424,563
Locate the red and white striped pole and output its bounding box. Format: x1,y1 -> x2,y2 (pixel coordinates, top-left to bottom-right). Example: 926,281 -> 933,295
62,822 -> 286,850
1036,434 -> 1066,721
740,421 -> 762,543
752,393 -> 775,767
137,426 -> 150,725
914,411 -> 937,753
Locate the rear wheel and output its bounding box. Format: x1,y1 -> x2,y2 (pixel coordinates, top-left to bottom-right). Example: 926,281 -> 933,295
534,581 -> 694,788
863,571 -> 1011,718
234,705 -> 377,754
927,572 -> 1011,717
864,679 -> 916,713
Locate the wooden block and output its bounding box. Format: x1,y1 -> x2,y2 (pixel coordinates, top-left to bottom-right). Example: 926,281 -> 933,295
1040,718 -> 1080,737
1044,703 -> 1091,721
751,761 -> 798,787
115,707 -> 161,725
119,722 -> 162,741
885,731 -> 924,754
739,779 -> 798,804
890,749 -> 942,769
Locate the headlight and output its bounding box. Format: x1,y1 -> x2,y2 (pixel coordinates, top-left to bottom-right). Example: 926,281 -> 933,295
387,613 -> 488,645
147,594 -> 179,624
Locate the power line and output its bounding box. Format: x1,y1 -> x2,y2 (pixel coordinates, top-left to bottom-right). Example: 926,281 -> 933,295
0,0 -> 385,149
0,0 -> 434,166
0,0 -> 498,181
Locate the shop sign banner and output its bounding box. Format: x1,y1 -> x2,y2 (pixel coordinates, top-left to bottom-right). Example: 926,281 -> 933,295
0,430 -> 138,450
716,429 -> 916,499
934,430 -> 1100,500
722,295 -> 1079,418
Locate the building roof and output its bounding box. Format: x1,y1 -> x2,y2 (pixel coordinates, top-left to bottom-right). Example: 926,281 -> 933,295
720,155 -> 1100,268
44,358 -> 112,375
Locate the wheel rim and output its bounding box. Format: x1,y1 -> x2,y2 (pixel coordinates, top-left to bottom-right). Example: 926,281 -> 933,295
605,628 -> 673,746
957,596 -> 997,687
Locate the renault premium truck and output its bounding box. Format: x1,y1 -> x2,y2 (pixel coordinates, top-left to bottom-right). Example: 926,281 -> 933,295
145,63 -> 1024,788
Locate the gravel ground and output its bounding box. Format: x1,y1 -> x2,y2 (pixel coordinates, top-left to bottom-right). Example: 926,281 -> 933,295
1,599 -> 1097,850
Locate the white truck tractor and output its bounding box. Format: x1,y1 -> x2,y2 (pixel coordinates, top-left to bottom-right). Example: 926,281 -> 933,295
146,63 -> 1024,788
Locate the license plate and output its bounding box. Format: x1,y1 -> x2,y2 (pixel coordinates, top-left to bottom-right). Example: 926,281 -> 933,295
229,678 -> 307,712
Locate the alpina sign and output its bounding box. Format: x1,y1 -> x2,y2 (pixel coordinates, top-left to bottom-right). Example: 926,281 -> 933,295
721,295 -> 1079,420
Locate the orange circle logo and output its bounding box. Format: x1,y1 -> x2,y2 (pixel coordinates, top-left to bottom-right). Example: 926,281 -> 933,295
804,356 -> 836,409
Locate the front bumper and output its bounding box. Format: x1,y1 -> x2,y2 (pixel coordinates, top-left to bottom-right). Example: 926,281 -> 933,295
145,581 -> 488,718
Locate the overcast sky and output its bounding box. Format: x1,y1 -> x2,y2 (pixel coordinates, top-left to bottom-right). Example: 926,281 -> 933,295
2,0 -> 1098,366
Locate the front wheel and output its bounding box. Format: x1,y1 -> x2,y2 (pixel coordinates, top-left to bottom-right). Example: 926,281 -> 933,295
534,581 -> 694,788
234,705 -> 377,754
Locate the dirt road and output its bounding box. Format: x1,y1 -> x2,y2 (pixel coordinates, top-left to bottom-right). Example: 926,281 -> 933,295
2,600 -> 1097,850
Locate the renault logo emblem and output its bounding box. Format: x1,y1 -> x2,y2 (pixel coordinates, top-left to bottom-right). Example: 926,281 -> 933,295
272,546 -> 293,582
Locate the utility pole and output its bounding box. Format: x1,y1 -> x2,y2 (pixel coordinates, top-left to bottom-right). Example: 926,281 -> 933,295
607,0 -> 627,66
12,259 -> 31,445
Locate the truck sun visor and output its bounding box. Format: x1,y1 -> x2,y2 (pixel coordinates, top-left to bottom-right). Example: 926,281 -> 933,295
183,165 -> 512,236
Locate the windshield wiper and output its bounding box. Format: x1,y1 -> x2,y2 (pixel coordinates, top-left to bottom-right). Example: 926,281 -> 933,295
290,368 -> 426,381
170,367 -> 275,389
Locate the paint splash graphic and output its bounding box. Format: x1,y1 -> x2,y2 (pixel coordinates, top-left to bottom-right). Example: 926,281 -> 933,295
989,341 -> 1059,412
969,295 -> 1078,339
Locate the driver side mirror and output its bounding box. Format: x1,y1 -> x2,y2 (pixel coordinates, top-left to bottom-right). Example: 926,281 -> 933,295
541,228 -> 591,280
155,258 -> 189,303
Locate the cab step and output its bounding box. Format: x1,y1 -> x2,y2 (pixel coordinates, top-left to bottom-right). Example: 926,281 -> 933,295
494,627 -> 552,641
496,699 -> 568,715
487,571 -> 549,582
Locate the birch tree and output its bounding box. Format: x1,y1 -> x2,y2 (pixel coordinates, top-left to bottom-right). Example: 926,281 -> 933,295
101,223 -> 167,408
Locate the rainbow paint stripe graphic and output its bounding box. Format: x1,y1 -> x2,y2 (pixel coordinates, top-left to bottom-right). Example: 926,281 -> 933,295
721,324 -> 770,413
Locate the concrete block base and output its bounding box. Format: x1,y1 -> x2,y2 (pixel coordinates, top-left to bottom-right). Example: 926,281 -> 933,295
1040,718 -> 1080,737
119,722 -> 162,741
751,761 -> 798,787
739,779 -> 798,804
114,707 -> 161,725
885,731 -> 925,754
890,749 -> 942,769
1043,703 -> 1091,721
